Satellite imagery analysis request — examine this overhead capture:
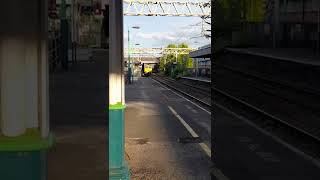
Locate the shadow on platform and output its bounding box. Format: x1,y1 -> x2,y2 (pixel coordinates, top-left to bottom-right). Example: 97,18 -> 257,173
48,49 -> 109,180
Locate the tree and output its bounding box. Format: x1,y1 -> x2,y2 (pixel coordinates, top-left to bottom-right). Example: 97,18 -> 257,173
167,44 -> 177,48
178,43 -> 188,48
159,43 -> 193,78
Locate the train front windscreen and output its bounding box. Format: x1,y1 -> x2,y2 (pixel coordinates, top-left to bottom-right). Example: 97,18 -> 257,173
142,63 -> 157,76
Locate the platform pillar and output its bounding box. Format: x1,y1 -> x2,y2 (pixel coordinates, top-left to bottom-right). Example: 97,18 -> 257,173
109,0 -> 130,179
0,1 -> 53,179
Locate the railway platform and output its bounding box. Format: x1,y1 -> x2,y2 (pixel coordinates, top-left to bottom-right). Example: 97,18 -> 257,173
125,77 -> 211,179
226,48 -> 320,66
218,48 -> 320,91
48,49 -> 108,180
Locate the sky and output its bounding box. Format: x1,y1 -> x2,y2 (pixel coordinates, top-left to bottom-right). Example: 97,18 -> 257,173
123,16 -> 211,49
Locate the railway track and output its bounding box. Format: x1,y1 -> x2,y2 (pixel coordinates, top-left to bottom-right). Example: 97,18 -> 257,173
152,74 -> 211,108
152,74 -> 320,158
212,64 -> 320,141
213,85 -> 320,160
213,63 -> 320,110
213,85 -> 320,141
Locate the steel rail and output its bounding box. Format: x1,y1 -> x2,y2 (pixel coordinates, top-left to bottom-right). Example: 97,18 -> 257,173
212,85 -> 320,143
158,74 -> 320,143
157,75 -> 211,95
152,75 -> 211,108
213,62 -> 320,97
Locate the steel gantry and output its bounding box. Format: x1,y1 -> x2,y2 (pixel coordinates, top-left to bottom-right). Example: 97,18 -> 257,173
123,0 -> 211,17
124,47 -> 196,57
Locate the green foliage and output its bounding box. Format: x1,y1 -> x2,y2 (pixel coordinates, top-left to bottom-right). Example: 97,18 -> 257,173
172,64 -> 184,78
167,44 -> 177,48
178,43 -> 188,48
159,43 -> 194,77
185,57 -> 194,68
163,62 -> 173,76
215,0 -> 243,37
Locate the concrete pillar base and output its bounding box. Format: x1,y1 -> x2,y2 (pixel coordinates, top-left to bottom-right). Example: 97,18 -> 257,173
109,105 -> 130,180
0,150 -> 47,180
0,131 -> 54,180
109,162 -> 130,180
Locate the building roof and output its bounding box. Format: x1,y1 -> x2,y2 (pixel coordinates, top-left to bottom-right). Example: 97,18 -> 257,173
190,44 -> 211,58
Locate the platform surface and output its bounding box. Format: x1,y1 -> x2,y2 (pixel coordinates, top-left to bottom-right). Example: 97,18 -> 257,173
227,48 -> 320,66
48,49 -> 109,180
125,77 -> 212,179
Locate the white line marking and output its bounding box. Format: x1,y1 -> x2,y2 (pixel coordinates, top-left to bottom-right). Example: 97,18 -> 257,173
167,105 -> 232,179
168,106 -> 211,157
152,78 -> 211,115
214,102 -> 320,169
152,79 -> 229,180
168,106 -> 230,180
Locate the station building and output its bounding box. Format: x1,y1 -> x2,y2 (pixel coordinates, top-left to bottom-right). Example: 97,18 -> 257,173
189,44 -> 211,78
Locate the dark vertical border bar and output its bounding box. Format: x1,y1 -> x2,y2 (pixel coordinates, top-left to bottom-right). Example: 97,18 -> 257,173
105,3 -> 110,178
211,0 -> 215,178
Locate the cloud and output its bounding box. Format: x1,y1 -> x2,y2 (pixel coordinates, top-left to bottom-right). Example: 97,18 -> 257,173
123,19 -> 211,48
135,32 -> 176,41
131,26 -> 209,47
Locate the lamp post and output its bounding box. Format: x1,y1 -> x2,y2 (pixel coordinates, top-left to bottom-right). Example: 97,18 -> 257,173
127,26 -> 140,84
134,43 -> 141,78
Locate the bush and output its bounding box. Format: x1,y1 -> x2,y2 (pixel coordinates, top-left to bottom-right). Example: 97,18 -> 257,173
171,65 -> 185,79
